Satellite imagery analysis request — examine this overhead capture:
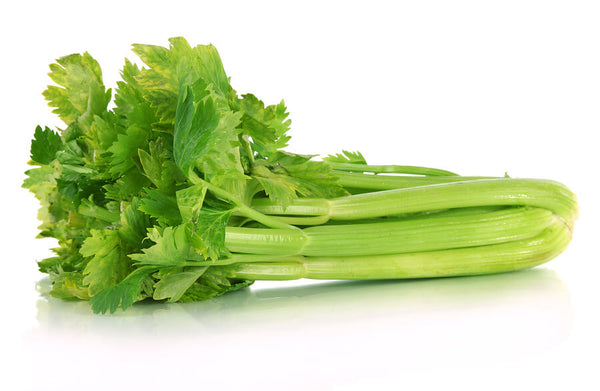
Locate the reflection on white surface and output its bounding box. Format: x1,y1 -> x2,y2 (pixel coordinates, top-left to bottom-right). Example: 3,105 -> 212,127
28,269 -> 572,389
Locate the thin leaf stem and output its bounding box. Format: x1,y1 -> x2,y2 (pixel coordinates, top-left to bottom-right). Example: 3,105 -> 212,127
190,172 -> 300,230
328,162 -> 459,176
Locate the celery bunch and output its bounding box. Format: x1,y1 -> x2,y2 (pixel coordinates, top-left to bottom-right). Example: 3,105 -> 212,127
24,38 -> 578,313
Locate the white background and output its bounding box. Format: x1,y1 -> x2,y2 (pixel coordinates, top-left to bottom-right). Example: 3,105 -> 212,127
2,1 -> 599,390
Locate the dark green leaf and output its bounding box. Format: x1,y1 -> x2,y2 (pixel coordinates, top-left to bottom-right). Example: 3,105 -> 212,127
118,198 -> 152,248
138,138 -> 184,193
30,126 -> 64,165
103,169 -> 150,201
173,86 -> 243,183
108,126 -> 151,175
90,266 -> 158,314
138,188 -> 182,226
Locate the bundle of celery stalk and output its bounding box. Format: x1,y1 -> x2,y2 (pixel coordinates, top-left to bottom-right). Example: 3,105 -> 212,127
24,38 -> 578,313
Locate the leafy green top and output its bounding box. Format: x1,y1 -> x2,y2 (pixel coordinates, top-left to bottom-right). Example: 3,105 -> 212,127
24,37 -> 348,313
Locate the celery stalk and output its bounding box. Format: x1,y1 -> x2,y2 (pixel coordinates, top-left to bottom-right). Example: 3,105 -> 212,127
225,206 -> 554,257
227,216 -> 571,280
252,178 -> 578,227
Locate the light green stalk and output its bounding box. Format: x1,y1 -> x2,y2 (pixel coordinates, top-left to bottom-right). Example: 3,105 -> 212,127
251,178 -> 578,228
225,216 -> 571,280
225,206 -> 554,256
